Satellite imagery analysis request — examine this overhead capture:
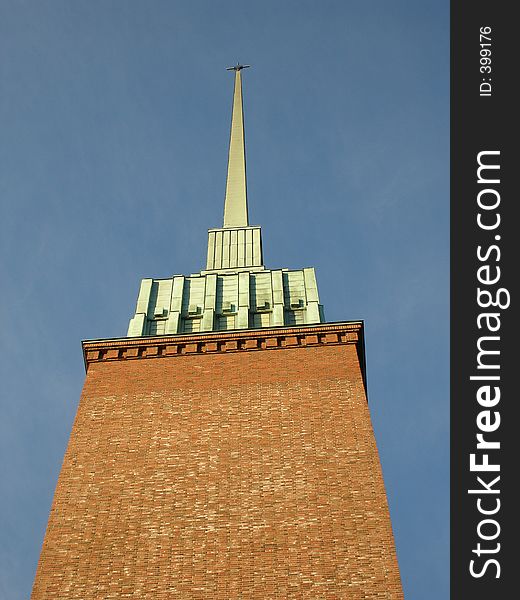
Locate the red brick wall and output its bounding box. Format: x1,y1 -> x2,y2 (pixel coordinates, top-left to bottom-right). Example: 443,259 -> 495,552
32,339 -> 403,599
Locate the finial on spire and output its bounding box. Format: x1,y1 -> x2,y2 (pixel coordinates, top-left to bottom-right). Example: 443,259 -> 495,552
226,63 -> 251,72
223,63 -> 249,228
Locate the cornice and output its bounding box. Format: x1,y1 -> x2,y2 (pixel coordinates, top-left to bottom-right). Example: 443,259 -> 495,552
82,321 -> 363,372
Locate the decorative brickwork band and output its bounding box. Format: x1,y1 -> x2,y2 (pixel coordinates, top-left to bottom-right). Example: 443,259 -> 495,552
84,321 -> 363,370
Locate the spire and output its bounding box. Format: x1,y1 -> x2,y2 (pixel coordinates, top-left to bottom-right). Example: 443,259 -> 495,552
223,64 -> 250,228
127,64 -> 325,337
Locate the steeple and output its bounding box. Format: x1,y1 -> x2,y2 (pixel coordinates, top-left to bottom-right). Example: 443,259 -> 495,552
205,65 -> 263,272
223,64 -> 250,228
127,66 -> 324,337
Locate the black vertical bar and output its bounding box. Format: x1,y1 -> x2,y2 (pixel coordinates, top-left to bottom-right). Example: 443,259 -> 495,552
452,1 -> 516,598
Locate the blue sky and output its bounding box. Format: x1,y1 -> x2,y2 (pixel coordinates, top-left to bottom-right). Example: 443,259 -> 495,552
0,1 -> 448,598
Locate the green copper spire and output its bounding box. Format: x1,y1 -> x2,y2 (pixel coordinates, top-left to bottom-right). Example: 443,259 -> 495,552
223,64 -> 250,228
127,65 -> 325,337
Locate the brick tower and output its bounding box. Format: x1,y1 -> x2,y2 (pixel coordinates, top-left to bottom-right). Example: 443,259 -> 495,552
32,66 -> 403,599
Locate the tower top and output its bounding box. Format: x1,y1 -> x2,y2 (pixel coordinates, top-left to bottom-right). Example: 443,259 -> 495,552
126,66 -> 324,337
223,65 -> 249,228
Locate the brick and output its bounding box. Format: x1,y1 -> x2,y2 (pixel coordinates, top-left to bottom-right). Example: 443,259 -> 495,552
33,327 -> 403,599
